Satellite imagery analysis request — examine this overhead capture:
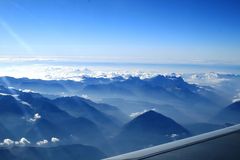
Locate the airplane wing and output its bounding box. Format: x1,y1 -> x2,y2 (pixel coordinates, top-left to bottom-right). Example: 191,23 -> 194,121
103,124 -> 240,160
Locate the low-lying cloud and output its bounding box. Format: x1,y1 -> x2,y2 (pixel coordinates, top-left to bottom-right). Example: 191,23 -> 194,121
51,137 -> 60,143
0,139 -> 14,146
36,139 -> 48,146
0,138 -> 31,146
29,113 -> 41,122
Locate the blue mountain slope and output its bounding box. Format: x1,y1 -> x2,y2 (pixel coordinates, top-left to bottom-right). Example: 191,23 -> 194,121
73,96 -> 129,123
53,96 -> 121,136
112,111 -> 190,154
213,101 -> 240,124
0,87 -> 108,149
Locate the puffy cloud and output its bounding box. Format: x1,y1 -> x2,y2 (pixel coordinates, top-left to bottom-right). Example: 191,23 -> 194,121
36,139 -> 48,146
0,64 -> 158,81
14,137 -> 31,146
0,139 -> 14,146
3,139 -> 14,145
19,89 -> 35,93
19,137 -> 31,145
29,113 -> 41,122
51,137 -> 60,143
170,134 -> 178,138
14,141 -> 19,145
182,72 -> 229,86
81,94 -> 89,99
34,113 -> 41,119
130,108 -> 156,118
1,137 -> 62,146
0,138 -> 30,146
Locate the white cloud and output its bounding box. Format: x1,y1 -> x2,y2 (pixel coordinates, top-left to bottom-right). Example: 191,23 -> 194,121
19,137 -> 31,145
34,113 -> 41,119
0,64 -> 158,81
129,108 -> 156,118
20,101 -> 32,107
15,137 -> 31,146
19,89 -> 35,93
0,138 -> 30,146
0,62 -> 239,92
51,137 -> 60,143
36,139 -> 48,146
14,141 -> 20,145
29,113 -> 41,122
7,87 -> 15,89
0,139 -> 14,146
170,134 -> 178,138
232,99 -> 240,103
182,72 -> 229,86
81,94 -> 89,99
0,93 -> 11,96
232,92 -> 240,103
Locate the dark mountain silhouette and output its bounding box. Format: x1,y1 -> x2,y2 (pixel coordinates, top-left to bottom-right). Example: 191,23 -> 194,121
213,101 -> 240,124
0,94 -> 33,138
112,111 -> 190,153
74,97 -> 129,123
185,123 -> 224,135
0,95 -> 32,116
53,96 -> 121,136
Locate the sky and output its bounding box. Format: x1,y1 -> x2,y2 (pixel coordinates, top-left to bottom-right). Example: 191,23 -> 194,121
0,0 -> 240,64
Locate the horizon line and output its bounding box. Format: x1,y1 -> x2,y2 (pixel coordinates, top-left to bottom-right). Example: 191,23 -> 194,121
0,55 -> 240,66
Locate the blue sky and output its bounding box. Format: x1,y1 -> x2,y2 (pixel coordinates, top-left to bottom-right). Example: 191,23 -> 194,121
0,0 -> 240,64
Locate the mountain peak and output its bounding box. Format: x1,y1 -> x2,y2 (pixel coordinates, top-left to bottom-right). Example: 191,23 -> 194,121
227,101 -> 240,111
140,110 -> 159,116
124,110 -> 189,136
114,110 -> 190,153
213,101 -> 240,124
132,110 -> 174,123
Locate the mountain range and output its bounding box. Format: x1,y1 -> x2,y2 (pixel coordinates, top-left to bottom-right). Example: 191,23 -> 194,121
0,75 -> 228,123
0,75 -> 239,158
